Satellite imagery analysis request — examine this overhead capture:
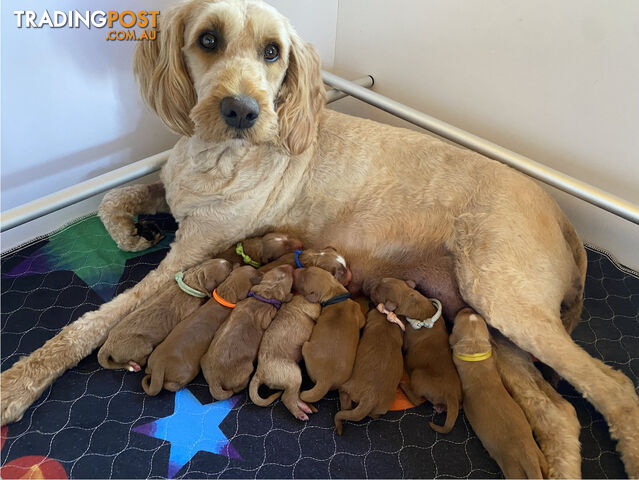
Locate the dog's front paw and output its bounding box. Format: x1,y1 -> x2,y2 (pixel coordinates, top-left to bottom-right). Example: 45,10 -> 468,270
1,363 -> 40,425
111,220 -> 164,252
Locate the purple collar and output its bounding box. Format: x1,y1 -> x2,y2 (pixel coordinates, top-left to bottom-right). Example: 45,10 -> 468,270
248,291 -> 282,310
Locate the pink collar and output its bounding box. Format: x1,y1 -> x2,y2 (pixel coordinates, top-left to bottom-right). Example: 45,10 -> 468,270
376,303 -> 405,331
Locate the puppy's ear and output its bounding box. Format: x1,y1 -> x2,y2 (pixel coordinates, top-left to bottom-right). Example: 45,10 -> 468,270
284,293 -> 294,302
277,31 -> 326,155
305,291 -> 321,303
133,3 -> 196,136
405,279 -> 417,289
250,271 -> 263,285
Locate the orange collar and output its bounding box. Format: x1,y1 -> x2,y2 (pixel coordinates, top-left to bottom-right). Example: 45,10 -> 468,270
212,289 -> 236,308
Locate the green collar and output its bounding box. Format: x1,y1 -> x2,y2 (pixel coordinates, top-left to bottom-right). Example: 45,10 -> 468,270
174,271 -> 208,298
236,242 -> 261,268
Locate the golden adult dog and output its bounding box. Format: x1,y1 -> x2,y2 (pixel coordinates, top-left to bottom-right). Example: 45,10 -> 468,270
3,1 -> 637,476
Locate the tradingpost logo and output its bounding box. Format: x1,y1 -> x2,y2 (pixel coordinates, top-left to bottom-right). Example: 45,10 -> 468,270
13,10 -> 160,41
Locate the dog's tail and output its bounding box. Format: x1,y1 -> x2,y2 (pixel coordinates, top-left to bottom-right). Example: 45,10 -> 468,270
429,394 -> 459,434
141,367 -> 165,397
249,373 -> 282,407
299,379 -> 332,404
334,399 -> 373,435
209,380 -> 234,401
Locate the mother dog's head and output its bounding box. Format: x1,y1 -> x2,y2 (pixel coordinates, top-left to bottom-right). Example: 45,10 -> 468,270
134,0 -> 325,155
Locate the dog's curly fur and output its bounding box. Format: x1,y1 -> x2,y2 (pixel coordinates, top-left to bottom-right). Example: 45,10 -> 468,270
2,0 -> 639,476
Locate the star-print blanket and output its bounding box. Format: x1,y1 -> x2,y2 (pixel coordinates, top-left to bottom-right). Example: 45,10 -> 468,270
2,213 -> 638,479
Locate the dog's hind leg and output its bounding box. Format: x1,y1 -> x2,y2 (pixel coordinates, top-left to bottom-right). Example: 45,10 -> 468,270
507,321 -> 639,478
1,224 -> 218,425
493,333 -> 581,479
99,182 -> 169,252
339,390 -> 352,411
399,379 -> 425,407
281,373 -> 312,421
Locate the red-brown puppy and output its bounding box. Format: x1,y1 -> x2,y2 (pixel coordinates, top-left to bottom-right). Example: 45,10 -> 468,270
334,308 -> 404,434
216,233 -> 302,268
249,295 -> 321,420
259,247 -> 351,285
97,258 -> 232,371
293,266 -> 365,403
370,277 -> 461,433
141,266 -> 262,395
201,265 -> 294,400
451,308 -> 548,479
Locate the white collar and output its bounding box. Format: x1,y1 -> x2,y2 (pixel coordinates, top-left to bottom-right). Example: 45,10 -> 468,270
405,298 -> 442,329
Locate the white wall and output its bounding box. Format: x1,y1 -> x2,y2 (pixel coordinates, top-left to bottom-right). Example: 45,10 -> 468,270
331,0 -> 639,269
0,0 -> 337,251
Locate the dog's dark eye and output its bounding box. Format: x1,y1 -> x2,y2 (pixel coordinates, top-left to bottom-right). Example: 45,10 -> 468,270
264,43 -> 279,62
199,32 -> 217,50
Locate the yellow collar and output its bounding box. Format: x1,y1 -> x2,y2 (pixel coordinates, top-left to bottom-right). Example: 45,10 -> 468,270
453,349 -> 492,362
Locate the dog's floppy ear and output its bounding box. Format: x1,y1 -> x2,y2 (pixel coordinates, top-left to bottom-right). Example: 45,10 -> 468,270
133,3 -> 196,136
277,31 -> 326,155
405,279 -> 417,289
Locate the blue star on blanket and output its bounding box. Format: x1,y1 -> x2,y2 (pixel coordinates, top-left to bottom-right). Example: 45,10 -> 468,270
132,389 -> 241,478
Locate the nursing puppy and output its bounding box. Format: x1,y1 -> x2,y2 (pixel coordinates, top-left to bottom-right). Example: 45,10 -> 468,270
97,258 -> 232,371
293,267 -> 366,403
249,295 -> 321,420
451,308 -> 548,479
258,247 -> 351,286
334,308 -> 404,434
141,266 -> 262,395
217,232 -> 302,268
201,265 -> 294,400
370,277 -> 461,433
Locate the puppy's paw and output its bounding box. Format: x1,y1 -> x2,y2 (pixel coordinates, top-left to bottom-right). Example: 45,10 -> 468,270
127,361 -> 142,372
433,403 -> 446,414
298,400 -> 316,415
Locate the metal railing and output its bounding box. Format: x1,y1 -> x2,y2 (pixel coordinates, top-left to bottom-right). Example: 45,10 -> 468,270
2,72 -> 638,232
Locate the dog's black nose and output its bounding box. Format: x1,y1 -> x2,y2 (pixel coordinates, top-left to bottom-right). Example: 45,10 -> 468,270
220,95 -> 260,129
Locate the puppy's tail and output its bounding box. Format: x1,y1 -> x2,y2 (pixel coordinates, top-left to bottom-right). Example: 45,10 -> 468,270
141,367 -> 164,396
334,399 -> 373,435
429,394 -> 459,434
249,373 -> 282,407
299,379 -> 332,404
209,381 -> 234,401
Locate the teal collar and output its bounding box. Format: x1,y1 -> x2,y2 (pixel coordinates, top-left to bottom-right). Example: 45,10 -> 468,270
174,271 -> 208,298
